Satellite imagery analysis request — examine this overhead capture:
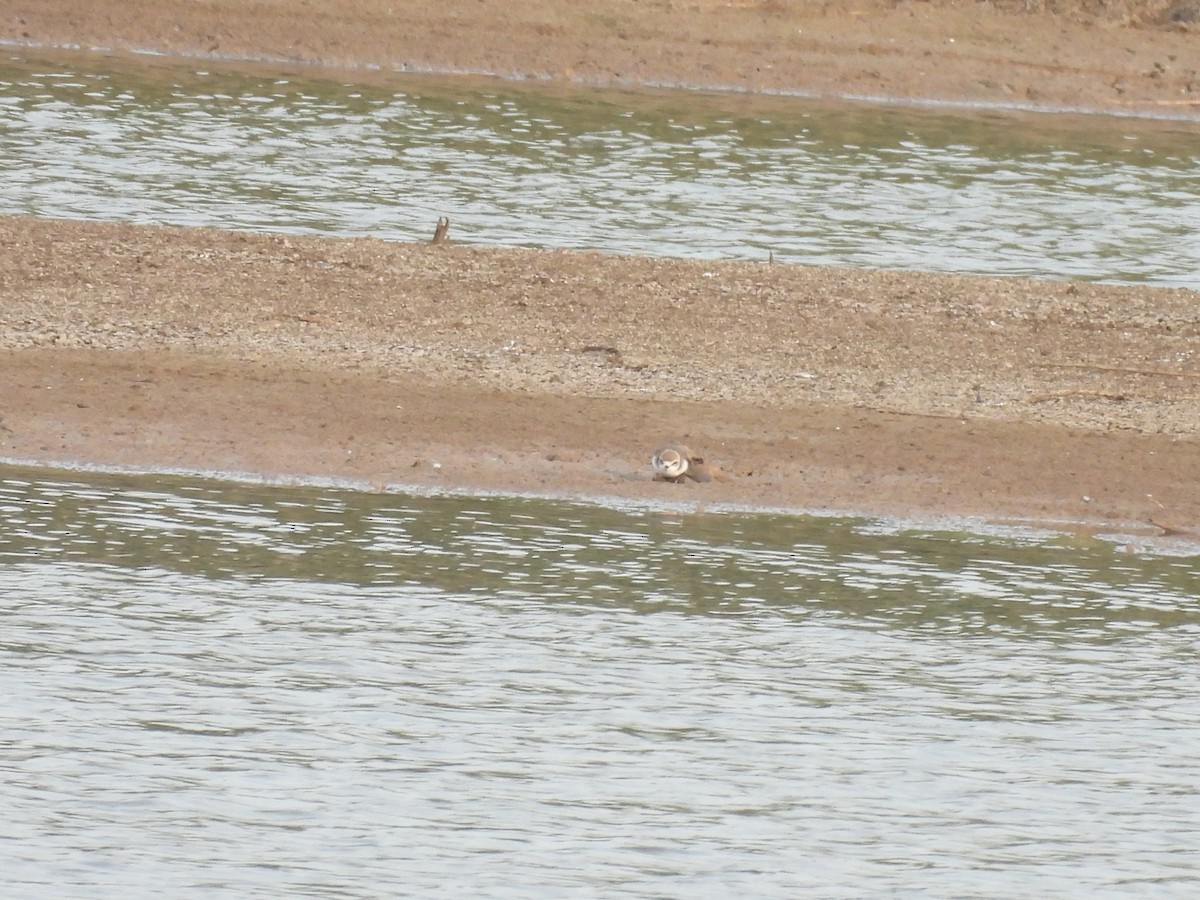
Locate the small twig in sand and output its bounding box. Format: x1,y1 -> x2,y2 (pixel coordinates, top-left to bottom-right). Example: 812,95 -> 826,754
1035,362 -> 1200,379
1149,518 -> 1196,537
1145,497 -> 1195,537
1029,389 -> 1129,403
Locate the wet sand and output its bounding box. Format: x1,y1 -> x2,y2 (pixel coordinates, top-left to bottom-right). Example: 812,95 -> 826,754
1,2 -> 1198,535
6,0 -> 1200,117
2,217 -> 1197,534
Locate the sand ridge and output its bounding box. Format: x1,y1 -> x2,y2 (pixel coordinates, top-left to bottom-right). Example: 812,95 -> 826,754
1,217 -> 1197,533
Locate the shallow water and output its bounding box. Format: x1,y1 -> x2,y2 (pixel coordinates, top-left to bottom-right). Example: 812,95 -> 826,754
3,465 -> 1199,896
3,47 -> 1200,893
2,52 -> 1199,286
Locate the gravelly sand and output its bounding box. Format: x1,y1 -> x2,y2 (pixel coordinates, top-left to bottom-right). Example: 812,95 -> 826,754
2,217 -> 1197,535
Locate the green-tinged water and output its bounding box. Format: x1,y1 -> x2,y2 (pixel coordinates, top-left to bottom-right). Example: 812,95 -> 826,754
1,52 -> 1198,285
2,465 -> 1198,896
3,45 -> 1200,895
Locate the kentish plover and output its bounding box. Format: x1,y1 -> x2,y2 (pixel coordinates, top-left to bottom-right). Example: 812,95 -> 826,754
651,444 -> 692,482
652,444 -> 725,483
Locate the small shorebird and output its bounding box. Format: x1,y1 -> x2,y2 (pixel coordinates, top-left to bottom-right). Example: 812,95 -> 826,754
651,444 -> 692,482
652,444 -> 725,483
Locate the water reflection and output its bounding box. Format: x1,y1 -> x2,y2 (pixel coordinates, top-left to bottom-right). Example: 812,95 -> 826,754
3,465 -> 1200,895
1,53 -> 1198,285
1,465 -> 1195,636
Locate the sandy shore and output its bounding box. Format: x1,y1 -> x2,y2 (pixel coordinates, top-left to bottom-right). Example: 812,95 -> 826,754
2,217 -> 1198,534
1,2 -> 1198,535
5,0 -> 1200,117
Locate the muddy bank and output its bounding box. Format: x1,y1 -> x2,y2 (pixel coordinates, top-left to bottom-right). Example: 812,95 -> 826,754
2,216 -> 1197,532
3,0 -> 1199,117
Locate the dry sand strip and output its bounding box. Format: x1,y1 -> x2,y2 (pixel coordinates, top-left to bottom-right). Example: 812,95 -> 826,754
4,0 -> 1200,118
1,216 -> 1197,534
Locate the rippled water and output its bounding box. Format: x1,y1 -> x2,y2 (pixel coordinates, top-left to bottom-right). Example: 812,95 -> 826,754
3,465 -> 1199,896
4,46 -> 1200,892
2,52 -> 1199,285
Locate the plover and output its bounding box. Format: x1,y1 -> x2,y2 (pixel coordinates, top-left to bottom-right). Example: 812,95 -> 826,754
651,444 -> 692,482
652,444 -> 726,484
